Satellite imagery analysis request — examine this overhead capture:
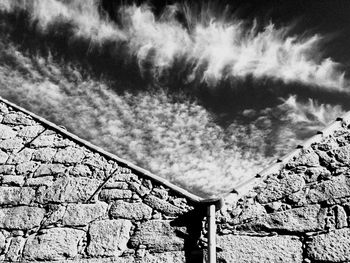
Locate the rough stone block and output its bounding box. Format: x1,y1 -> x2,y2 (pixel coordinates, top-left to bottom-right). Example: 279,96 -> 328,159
23,228 -> 85,261
110,200 -> 152,220
49,257 -> 135,263
307,228 -> 350,262
7,148 -> 34,164
87,219 -> 132,257
53,147 -> 85,164
0,138 -> 23,151
0,103 -> 9,114
69,164 -> 92,177
1,175 -> 24,186
140,252 -> 185,263
144,195 -> 183,216
0,186 -> 35,205
0,206 -> 45,229
0,150 -> 8,164
99,189 -> 133,201
334,145 -> 350,163
129,182 -> 151,196
244,205 -> 322,232
3,113 -> 36,126
104,181 -> 129,189
42,205 -> 66,226
114,173 -> 139,182
217,235 -> 303,263
291,149 -> 320,167
62,202 -> 108,226
304,167 -> 331,183
37,176 -> 101,203
34,163 -> 66,177
130,220 -> 185,252
26,176 -> 54,187
306,175 -> 350,204
17,125 -> 45,138
0,231 -> 5,253
83,155 -> 109,169
257,174 -> 305,203
32,147 -> 57,162
15,161 -> 39,175
0,164 -> 15,174
30,134 -> 55,147
0,124 -> 17,139
5,236 -> 25,262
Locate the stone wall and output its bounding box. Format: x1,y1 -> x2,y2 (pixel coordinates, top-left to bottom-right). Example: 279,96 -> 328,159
0,98 -> 215,263
216,116 -> 350,262
2,95 -> 350,263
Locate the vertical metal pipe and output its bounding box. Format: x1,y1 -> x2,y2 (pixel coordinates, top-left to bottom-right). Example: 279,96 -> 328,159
207,204 -> 216,263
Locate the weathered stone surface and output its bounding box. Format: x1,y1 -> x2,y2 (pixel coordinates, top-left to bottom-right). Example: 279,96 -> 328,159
0,124 -> 17,139
291,149 -> 320,167
0,206 -> 45,229
0,231 -> 5,254
0,103 -> 9,114
152,189 -> 169,200
217,235 -> 303,263
334,145 -> 350,163
17,125 -> 44,138
62,202 -> 108,226
0,164 -> 15,174
237,203 -> 267,222
130,220 -> 185,252
30,134 -> 55,147
6,236 -> 26,262
70,164 -> 92,177
3,113 -> 35,125
23,228 -> 85,261
0,186 -> 35,205
83,154 -> 109,169
306,175 -> 350,203
37,176 -> 101,203
144,195 -> 183,216
129,181 -> 151,196
304,167 -> 331,183
0,138 -> 23,150
104,181 -> 129,189
34,163 -> 66,177
87,219 -> 132,257
99,189 -> 133,201
140,252 -> 185,263
1,175 -> 24,186
307,228 -> 350,262
110,200 -> 152,220
114,173 -> 139,182
42,205 -> 66,226
257,174 -> 305,203
16,161 -> 39,175
7,148 -> 34,164
31,133 -> 75,148
39,257 -> 135,263
245,205 -> 321,232
32,147 -> 57,162
26,176 -> 54,187
334,205 -> 348,229
0,149 -> 8,164
54,147 -> 85,164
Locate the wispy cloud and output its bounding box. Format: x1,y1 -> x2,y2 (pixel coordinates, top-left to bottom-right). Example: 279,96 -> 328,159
1,0 -> 347,89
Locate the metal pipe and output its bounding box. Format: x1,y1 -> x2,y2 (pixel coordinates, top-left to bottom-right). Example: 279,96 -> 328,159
207,204 -> 216,263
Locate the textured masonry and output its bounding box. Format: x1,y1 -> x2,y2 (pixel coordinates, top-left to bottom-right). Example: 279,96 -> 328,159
1,96 -> 350,262
0,98 -> 207,262
217,116 -> 350,262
